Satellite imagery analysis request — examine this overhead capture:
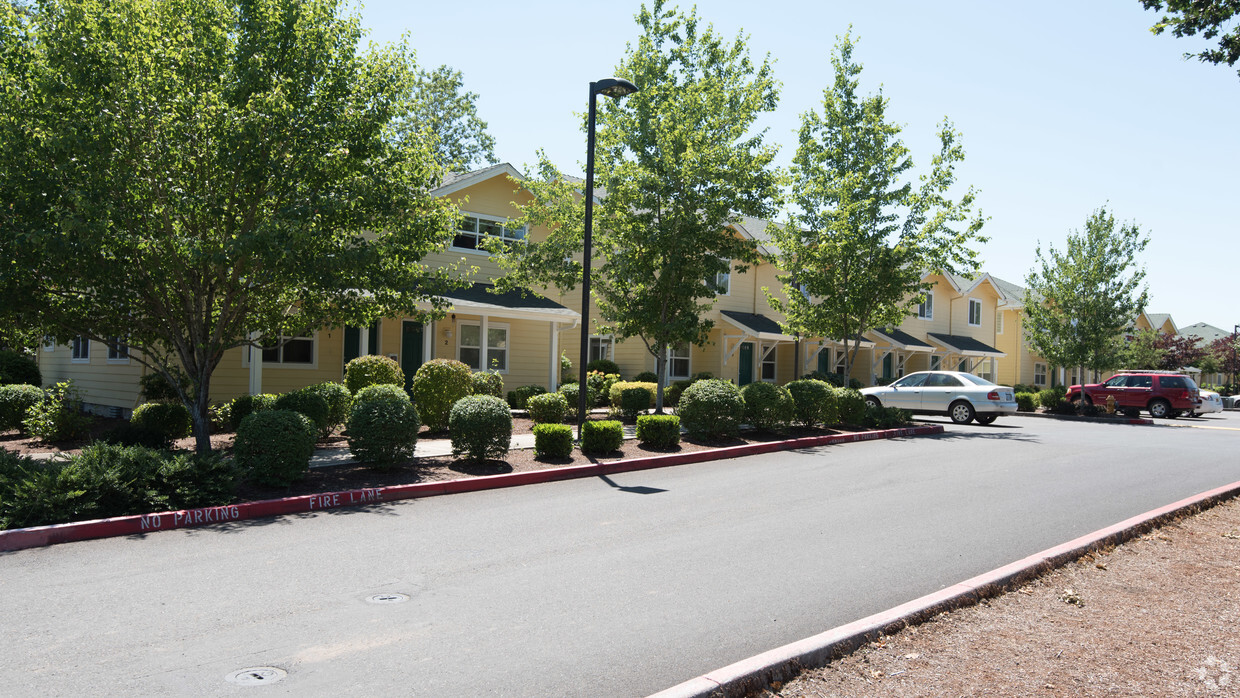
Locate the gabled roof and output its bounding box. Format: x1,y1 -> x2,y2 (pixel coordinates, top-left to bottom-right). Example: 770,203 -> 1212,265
432,163 -> 525,198
868,327 -> 935,351
438,283 -> 578,322
720,311 -> 795,342
987,275 -> 1030,308
1146,313 -> 1177,334
1179,322 -> 1231,346
926,332 -> 1005,357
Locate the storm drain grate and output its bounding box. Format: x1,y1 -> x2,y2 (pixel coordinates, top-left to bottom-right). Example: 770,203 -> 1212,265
366,592 -> 411,604
225,667 -> 287,686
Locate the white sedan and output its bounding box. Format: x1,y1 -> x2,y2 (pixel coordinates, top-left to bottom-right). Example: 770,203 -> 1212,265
860,371 -> 1018,425
1193,390 -> 1224,417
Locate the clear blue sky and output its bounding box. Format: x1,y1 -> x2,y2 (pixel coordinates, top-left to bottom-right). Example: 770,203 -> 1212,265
357,0 -> 1239,333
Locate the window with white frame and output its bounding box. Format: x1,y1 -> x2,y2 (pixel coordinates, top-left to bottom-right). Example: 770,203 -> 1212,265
917,292 -> 934,320
760,343 -> 777,382
459,322 -> 508,372
452,213 -> 526,253
968,298 -> 982,326
588,335 -> 613,363
261,335 -> 315,365
996,310 -> 1005,334
667,343 -> 690,381
1034,362 -> 1047,387
710,259 -> 731,296
71,336 -> 90,362
106,336 -> 129,361
834,351 -> 847,375
929,355 -> 942,371
43,335 -> 55,352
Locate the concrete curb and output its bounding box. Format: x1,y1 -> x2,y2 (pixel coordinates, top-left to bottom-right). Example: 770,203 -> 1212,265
648,478 -> 1240,698
0,425 -> 943,553
1007,411 -> 1154,426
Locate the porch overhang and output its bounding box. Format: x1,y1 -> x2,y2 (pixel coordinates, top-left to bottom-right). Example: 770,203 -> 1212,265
435,283 -> 580,324
720,311 -> 796,342
868,327 -> 936,352
926,332 -> 1006,358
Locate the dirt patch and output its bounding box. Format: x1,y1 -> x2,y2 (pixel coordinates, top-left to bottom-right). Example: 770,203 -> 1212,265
756,497 -> 1240,697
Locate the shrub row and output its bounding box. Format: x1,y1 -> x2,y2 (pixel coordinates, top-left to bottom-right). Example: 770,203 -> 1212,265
677,378 -> 867,439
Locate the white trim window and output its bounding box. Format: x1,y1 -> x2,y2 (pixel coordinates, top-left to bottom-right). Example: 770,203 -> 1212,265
968,298 -> 982,326
917,292 -> 934,320
1034,362 -> 1047,388
43,335 -> 56,352
459,322 -> 509,372
588,335 -> 613,364
667,343 -> 690,381
760,343 -> 777,382
710,259 -> 731,296
71,336 -> 90,362
996,310 -> 1005,334
106,336 -> 129,362
929,355 -> 942,371
261,334 -> 315,365
834,351 -> 847,375
452,213 -> 526,254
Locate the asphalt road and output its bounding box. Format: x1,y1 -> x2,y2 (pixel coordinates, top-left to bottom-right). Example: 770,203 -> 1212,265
3,412 -> 1239,697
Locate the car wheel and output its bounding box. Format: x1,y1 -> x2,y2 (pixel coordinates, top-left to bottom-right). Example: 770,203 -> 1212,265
1148,399 -> 1172,419
949,400 -> 976,425
864,396 -> 881,409
975,414 -> 997,425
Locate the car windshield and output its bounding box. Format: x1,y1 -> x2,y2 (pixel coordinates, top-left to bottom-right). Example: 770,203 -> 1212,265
1104,375 -> 1128,387
891,373 -> 928,388
958,374 -> 997,387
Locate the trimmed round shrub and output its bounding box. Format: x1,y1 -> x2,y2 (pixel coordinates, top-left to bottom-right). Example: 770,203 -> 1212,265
274,390 -> 331,438
303,382 -> 352,433
228,393 -> 277,431
0,348 -> 40,386
1037,388 -> 1065,411
507,385 -> 547,409
619,387 -> 652,421
234,409 -> 315,487
609,381 -> 657,408
636,414 -> 680,448
833,387 -> 867,425
587,359 -> 621,376
471,370 -> 504,399
1015,392 -> 1037,412
740,382 -> 794,431
533,423 -> 573,459
0,384 -> 44,432
344,354 -> 405,395
786,379 -> 837,427
347,390 -> 420,468
527,392 -> 569,425
131,402 -> 193,445
410,359 -> 473,432
633,371 -> 658,383
677,379 -> 744,440
139,371 -> 189,402
581,419 -> 623,454
353,383 -> 408,406
449,395 -> 512,461
558,382 -> 599,414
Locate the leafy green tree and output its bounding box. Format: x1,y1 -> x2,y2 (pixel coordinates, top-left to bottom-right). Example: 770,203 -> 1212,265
0,0 -> 465,453
1023,207 -> 1150,393
401,64 -> 497,170
1141,1 -> 1240,78
767,33 -> 986,382
1119,328 -> 1166,369
492,1 -> 781,410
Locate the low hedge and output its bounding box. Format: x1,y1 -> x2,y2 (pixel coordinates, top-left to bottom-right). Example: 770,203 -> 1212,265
507,385 -> 547,409
527,392 -> 569,424
533,423 -> 573,459
619,387 -> 652,421
234,409 -> 315,487
1015,392 -> 1037,412
636,414 -> 679,448
740,382 -> 794,431
834,386 -> 867,426
633,371 -> 658,383
1037,388 -> 1066,411
608,381 -> 657,408
786,379 -> 837,427
677,379 -> 743,440
450,395 -> 513,461
586,359 -> 621,376
581,420 -> 623,454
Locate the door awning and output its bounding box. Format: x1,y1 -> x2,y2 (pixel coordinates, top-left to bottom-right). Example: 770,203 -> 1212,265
721,311 -> 796,342
868,327 -> 936,352
926,332 -> 1006,358
437,283 -> 580,323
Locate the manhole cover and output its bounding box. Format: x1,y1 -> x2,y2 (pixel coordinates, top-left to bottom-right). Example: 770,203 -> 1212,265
225,667 -> 287,686
366,592 -> 411,604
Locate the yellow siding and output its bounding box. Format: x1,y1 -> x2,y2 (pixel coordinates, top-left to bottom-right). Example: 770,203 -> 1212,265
37,341 -> 145,412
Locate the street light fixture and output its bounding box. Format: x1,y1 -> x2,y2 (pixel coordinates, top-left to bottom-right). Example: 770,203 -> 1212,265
579,77 -> 638,441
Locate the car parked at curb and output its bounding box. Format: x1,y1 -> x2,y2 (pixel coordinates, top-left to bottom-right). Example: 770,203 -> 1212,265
1064,370 -> 1200,419
860,371 -> 1017,425
1193,390 -> 1223,417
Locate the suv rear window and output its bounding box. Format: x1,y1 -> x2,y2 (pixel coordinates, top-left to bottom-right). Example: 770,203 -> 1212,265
1159,376 -> 1196,390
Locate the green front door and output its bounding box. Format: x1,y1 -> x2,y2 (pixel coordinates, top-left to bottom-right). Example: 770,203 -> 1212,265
344,323 -> 380,365
401,321 -> 423,391
817,347 -> 830,375
738,342 -> 754,386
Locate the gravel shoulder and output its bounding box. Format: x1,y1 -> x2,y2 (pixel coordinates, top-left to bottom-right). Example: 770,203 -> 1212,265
758,495 -> 1240,697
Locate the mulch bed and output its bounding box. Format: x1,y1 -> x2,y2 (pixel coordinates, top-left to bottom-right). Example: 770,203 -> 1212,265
3,415 -> 858,506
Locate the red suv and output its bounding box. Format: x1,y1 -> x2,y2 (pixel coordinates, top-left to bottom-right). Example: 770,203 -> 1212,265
1065,370 -> 1200,419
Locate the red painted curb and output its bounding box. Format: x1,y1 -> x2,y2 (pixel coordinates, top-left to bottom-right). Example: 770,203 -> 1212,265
649,477 -> 1240,698
0,425 -> 942,553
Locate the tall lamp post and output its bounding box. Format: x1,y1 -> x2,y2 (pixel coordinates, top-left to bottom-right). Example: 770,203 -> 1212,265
578,77 -> 638,441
